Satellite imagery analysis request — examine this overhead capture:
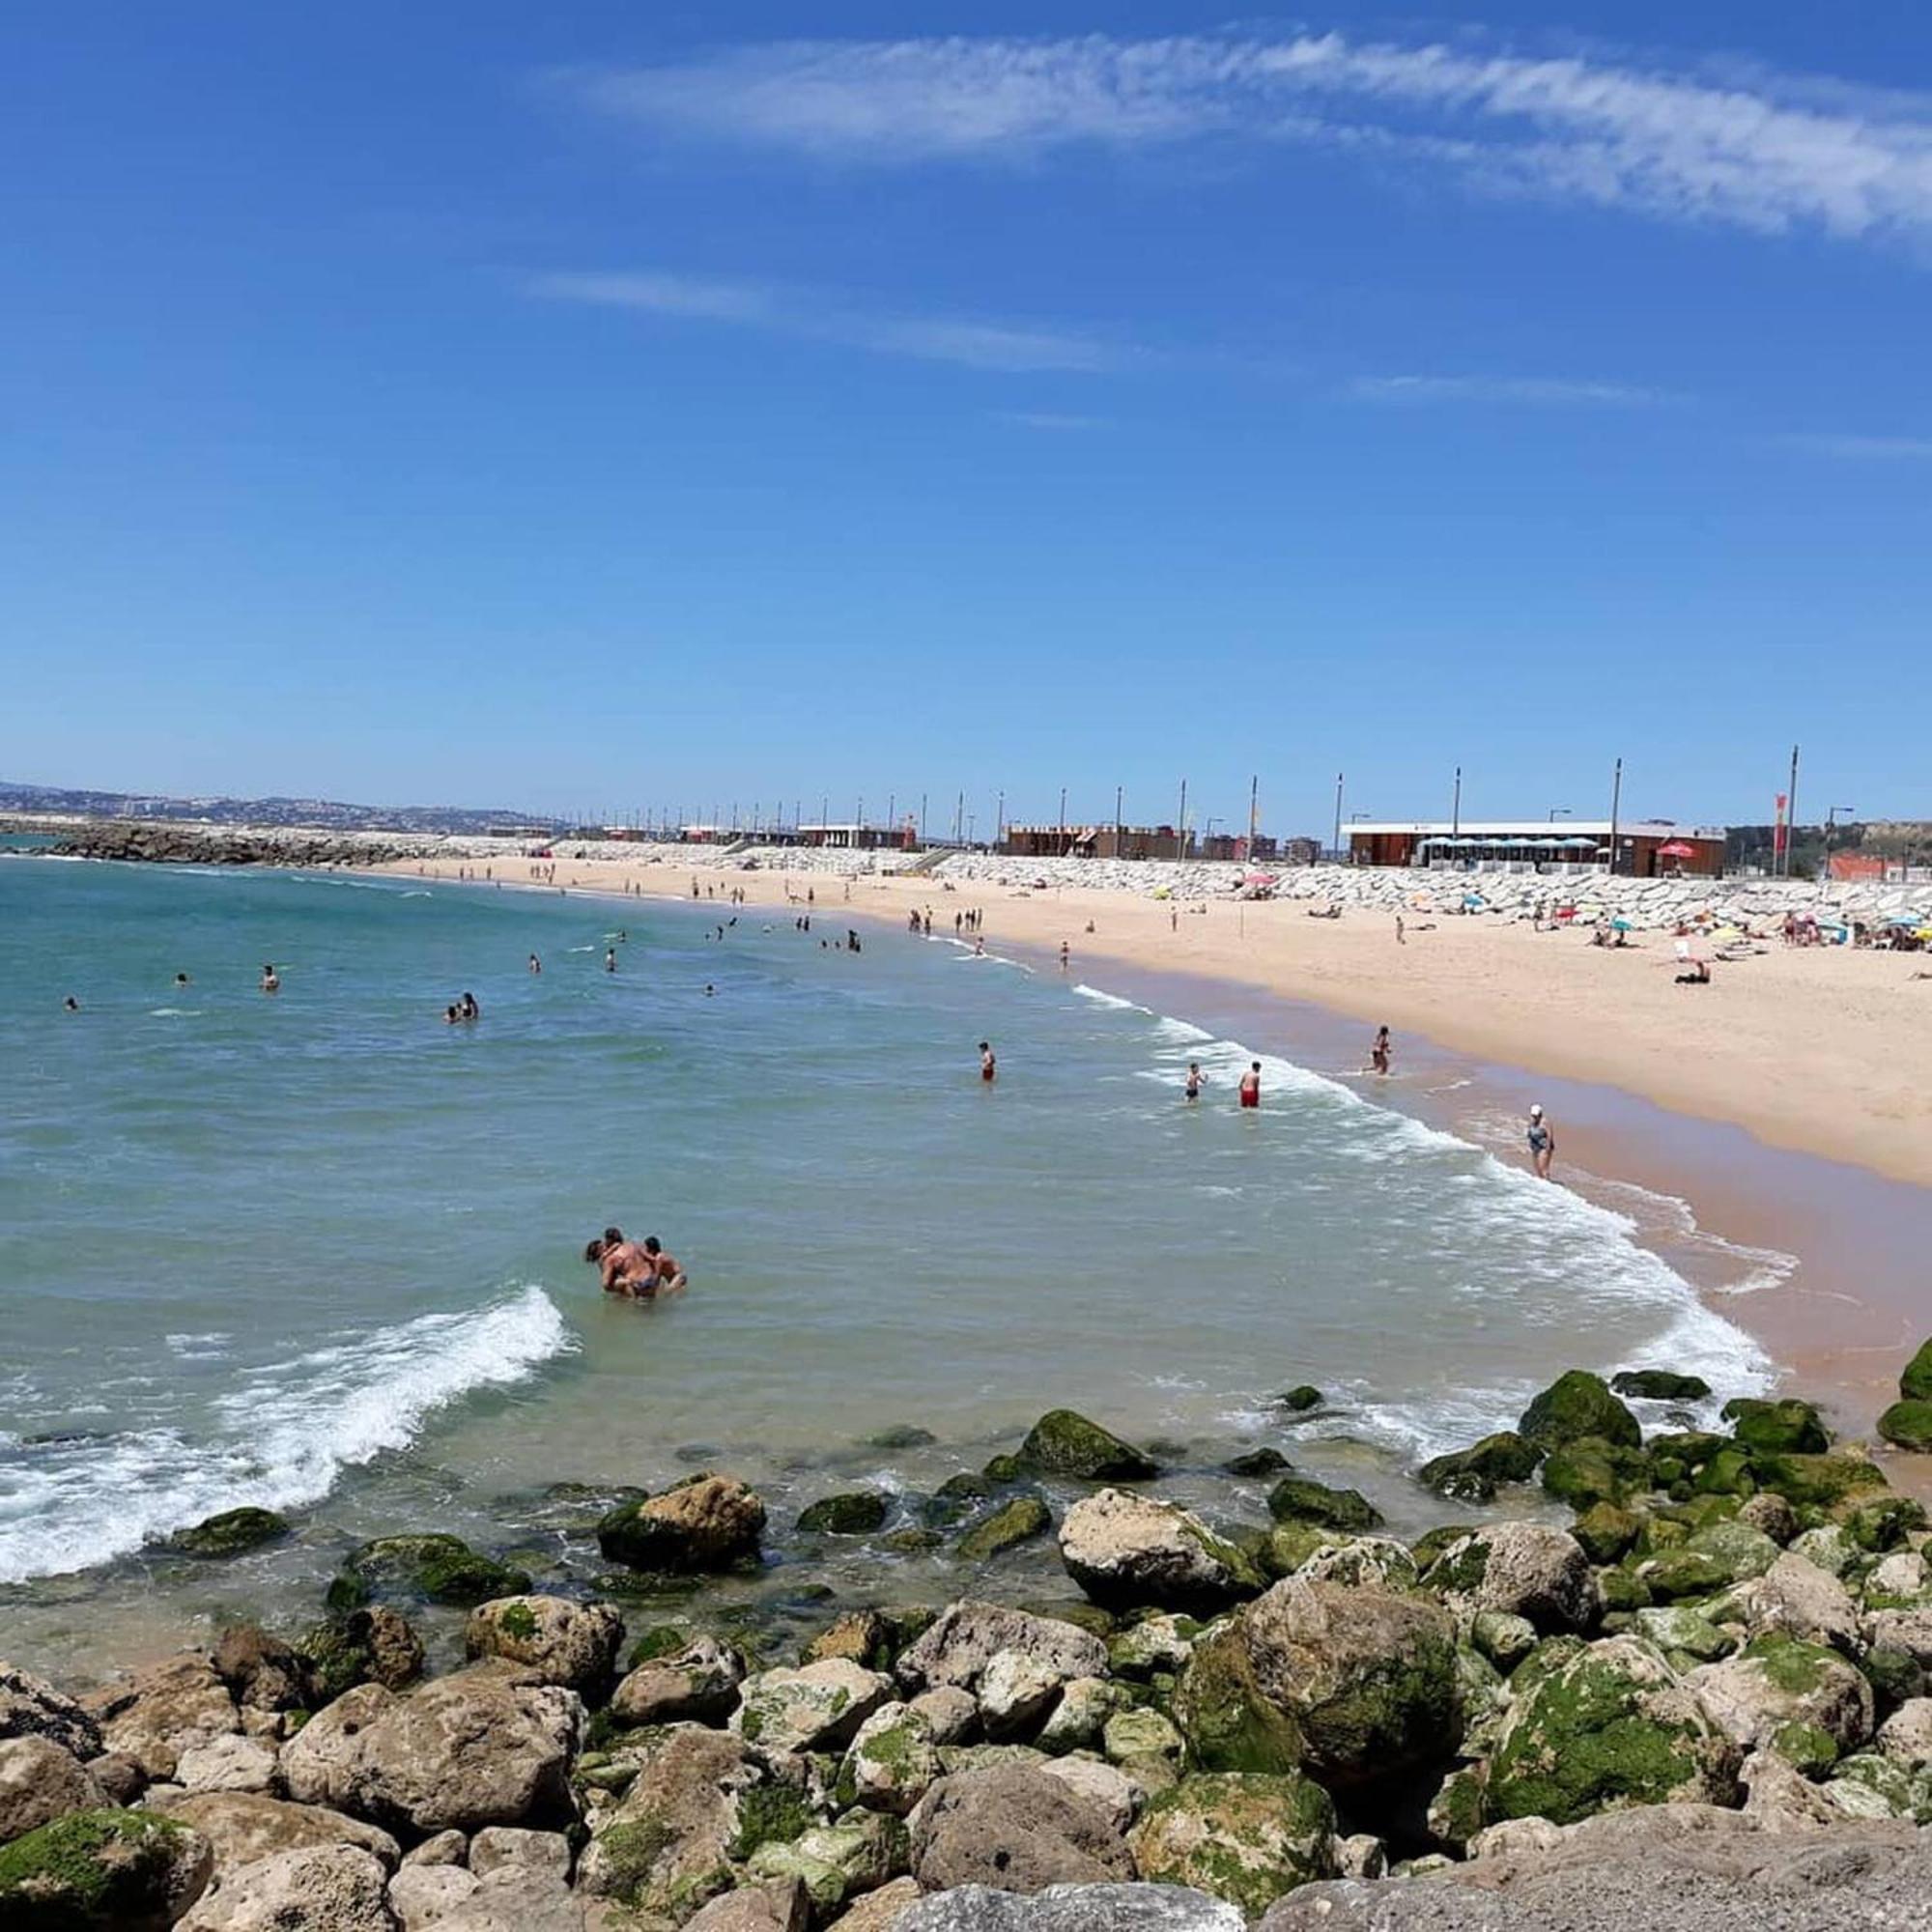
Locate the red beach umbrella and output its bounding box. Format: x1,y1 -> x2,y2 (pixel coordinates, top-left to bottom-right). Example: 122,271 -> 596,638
1657,840 -> 1698,859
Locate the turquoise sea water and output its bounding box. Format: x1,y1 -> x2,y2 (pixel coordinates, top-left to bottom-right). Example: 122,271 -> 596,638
0,859 -> 1770,1670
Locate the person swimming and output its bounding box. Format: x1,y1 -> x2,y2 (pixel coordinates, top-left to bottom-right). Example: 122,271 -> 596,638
585,1227 -> 654,1296
260,964 -> 280,993
528,953 -> 542,975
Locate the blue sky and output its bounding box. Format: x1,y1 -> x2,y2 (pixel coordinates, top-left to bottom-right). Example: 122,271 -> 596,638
5,4 -> 1929,835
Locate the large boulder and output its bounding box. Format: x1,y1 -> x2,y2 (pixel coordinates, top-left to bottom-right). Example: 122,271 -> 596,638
1264,1479 -> 1380,1535
1016,1412 -> 1157,1483
0,1808 -> 213,1927
1723,1397 -> 1830,1456
176,1736 -> 280,1797
144,1791 -> 400,1875
734,1660 -> 894,1755
597,1476 -> 767,1574
1748,1452 -> 1889,1512
1171,1629 -> 1302,1777
0,1663 -> 104,1761
956,1499 -> 1054,1564
0,1736 -> 105,1846
327,1537 -> 532,1612
1233,1578 -> 1462,1793
686,1880 -> 811,1932
279,1665 -> 582,1833
464,1598 -> 624,1691
1878,1401 -> 1932,1452
1714,1551 -> 1860,1651
893,1885 -> 1244,1930
1610,1370 -> 1711,1402
1129,1773 -> 1336,1916
86,1656 -> 242,1781
1487,1634 -> 1740,1824
838,1702 -> 942,1815
1059,1492 -> 1263,1615
1517,1372 -> 1640,1452
1416,1433 -> 1543,1505
610,1637 -> 746,1728
1685,1634 -> 1874,1760
911,1763 -> 1133,1894
297,1610 -> 424,1704
1422,1523 -> 1600,1634
897,1605 -> 1108,1699
1901,1339 -> 1932,1404
177,1843 -> 393,1930
577,1726 -> 771,1916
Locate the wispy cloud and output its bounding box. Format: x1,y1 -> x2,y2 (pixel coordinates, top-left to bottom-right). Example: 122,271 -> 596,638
1350,374 -> 1671,407
1776,431 -> 1932,458
526,269 -> 1131,374
568,33 -> 1932,242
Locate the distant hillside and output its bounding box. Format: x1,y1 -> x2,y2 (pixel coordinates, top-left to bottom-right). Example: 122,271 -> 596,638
0,781 -> 563,837
1725,819 -> 1932,877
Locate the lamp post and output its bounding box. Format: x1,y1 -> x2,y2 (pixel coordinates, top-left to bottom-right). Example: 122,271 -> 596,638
1332,772 -> 1344,860
1608,756 -> 1623,877
1548,807 -> 1571,822
1059,785 -> 1068,858
1823,805 -> 1855,882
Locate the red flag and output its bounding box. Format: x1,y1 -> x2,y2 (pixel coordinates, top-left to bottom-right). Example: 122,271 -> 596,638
1774,793 -> 1788,855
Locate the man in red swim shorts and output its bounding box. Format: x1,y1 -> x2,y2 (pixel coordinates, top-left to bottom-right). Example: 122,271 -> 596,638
1238,1061 -> 1262,1108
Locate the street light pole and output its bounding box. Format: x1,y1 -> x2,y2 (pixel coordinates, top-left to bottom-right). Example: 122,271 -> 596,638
1823,805 -> 1855,881
1332,772 -> 1344,861
1785,744 -> 1801,878
1452,766 -> 1462,841
1608,757 -> 1623,877
1059,785 -> 1067,859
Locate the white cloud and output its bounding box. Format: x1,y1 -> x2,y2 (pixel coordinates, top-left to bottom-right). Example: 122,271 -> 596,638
1351,374 -> 1670,406
528,270 -> 1130,373
1776,432 -> 1932,458
569,32 -> 1932,241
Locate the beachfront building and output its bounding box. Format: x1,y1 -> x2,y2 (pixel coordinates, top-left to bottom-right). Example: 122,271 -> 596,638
796,822 -> 914,852
1345,819 -> 1726,877
1000,823 -> 1195,861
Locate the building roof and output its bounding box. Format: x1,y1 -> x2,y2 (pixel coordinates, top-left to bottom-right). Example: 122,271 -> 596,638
1346,819 -> 1723,840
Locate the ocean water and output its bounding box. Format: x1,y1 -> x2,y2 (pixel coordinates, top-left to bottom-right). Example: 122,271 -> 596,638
0,859 -> 1770,1670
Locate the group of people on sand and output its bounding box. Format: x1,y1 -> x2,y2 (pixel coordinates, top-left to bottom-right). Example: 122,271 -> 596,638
583,1227 -> 687,1299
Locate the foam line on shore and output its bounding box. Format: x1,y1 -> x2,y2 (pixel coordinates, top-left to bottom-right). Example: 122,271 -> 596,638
0,1285 -> 574,1584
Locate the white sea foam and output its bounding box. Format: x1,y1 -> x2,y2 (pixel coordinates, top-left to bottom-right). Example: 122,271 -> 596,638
1071,983 -> 1150,1012
0,1285 -> 574,1584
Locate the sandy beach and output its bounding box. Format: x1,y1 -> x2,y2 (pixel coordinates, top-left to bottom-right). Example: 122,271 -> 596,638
386,853 -> 1932,1192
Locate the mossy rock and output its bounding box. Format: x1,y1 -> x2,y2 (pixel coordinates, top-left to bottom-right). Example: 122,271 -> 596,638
327,1533 -> 532,1610
1639,1547 -> 1732,1602
1518,1371 -> 1641,1452
865,1424 -> 937,1450
1878,1401 -> 1932,1453
1425,1763 -> 1489,1854
1017,1409 -> 1158,1482
0,1808 -> 212,1927
1611,1370 -> 1713,1402
1901,1339 -> 1932,1404
1172,1627 -> 1305,1775
1845,1495 -> 1929,1552
1488,1635 -> 1738,1824
1682,1518 -> 1779,1585
1247,1522 -> 1328,1579
935,1471 -> 993,1505
1723,1398 -> 1830,1456
980,1454 -> 1024,1485
1597,1566 -> 1652,1613
169,1506 -> 291,1558
1749,1452 -> 1889,1512
955,1494 -> 1052,1562
1634,1605 -> 1735,1662
1541,1437 -> 1651,1509
1266,1477 -> 1381,1534
1418,1432 -> 1543,1503
1277,1386 -> 1326,1414
1572,1502 -> 1643,1565
1690,1445 -> 1756,1498
882,1528 -> 945,1554
1772,1719 -> 1841,1777
1130,1771 -> 1337,1914
797,1492 -> 891,1535
1408,1524 -> 1478,1573
1860,1646 -> 1927,1715
1225,1448 -> 1291,1478
625,1623 -> 698,1669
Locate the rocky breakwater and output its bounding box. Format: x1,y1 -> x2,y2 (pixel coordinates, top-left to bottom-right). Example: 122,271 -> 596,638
49,821 -> 426,867
9,1357 -> 1932,1931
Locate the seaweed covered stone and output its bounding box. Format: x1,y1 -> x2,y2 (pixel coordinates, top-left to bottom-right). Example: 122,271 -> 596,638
798,1492 -> 891,1536
1173,1627 -> 1305,1776
1748,1452 -> 1890,1513
1423,1523 -> 1601,1634
1487,1634 -> 1740,1824
598,1475 -> 767,1575
1417,1432 -> 1543,1503
168,1508 -> 291,1559
1518,1372 -> 1641,1452
957,1497 -> 1053,1563
1723,1398 -> 1831,1456
295,1606 -> 423,1702
1265,1478 -> 1381,1534
0,1808 -> 213,1928
327,1534 -> 532,1611
1878,1401 -> 1932,1453
1130,1772 -> 1338,1915
1016,1410 -> 1158,1483
1610,1370 -> 1713,1402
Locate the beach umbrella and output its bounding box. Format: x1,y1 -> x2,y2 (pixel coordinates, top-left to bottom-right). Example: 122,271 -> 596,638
1241,871 -> 1280,887
1657,839 -> 1698,859
1611,917 -> 1634,932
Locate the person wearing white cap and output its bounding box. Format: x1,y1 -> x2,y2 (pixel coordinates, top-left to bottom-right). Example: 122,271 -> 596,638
1526,1104 -> 1556,1180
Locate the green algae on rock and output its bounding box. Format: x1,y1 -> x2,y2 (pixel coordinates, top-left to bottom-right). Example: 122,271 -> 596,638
167,1507 -> 291,1558
1015,1409 -> 1158,1482
1265,1477 -> 1381,1534
1518,1371 -> 1642,1452
1130,1771 -> 1337,1914
797,1493 -> 891,1536
956,1496 -> 1053,1563
0,1808 -> 213,1927
326,1534 -> 532,1611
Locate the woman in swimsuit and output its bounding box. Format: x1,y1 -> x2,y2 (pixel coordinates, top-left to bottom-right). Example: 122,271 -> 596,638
1371,1027 -> 1391,1075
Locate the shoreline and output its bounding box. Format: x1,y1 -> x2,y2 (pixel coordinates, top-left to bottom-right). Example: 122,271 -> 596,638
383,853 -> 1932,1460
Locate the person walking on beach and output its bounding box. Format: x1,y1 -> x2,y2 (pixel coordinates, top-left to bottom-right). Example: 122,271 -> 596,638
1059,941 -> 1070,974
1527,1104 -> 1556,1179
1396,914 -> 1406,947
1238,1061 -> 1262,1109
980,1040 -> 997,1084
1371,1027 -> 1392,1075
1184,1062 -> 1205,1102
